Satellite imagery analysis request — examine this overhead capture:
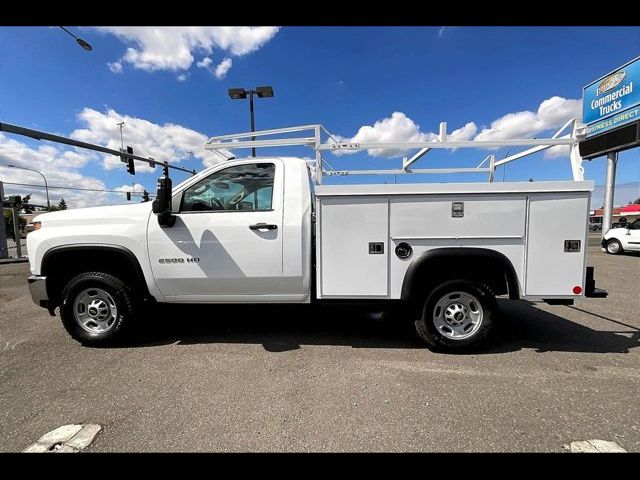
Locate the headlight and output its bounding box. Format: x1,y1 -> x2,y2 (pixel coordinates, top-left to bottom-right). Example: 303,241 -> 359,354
33,221 -> 42,230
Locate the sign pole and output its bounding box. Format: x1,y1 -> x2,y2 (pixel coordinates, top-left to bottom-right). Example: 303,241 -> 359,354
0,182 -> 8,259
11,202 -> 21,258
602,152 -> 618,236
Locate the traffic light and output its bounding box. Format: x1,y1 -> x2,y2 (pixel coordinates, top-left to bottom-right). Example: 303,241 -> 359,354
126,192 -> 131,201
126,146 -> 135,175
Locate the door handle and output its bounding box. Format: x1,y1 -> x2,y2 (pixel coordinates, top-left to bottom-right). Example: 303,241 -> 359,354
249,223 -> 278,231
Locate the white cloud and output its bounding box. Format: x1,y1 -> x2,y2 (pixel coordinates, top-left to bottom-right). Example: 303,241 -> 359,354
331,96 -> 580,159
0,109 -> 229,209
176,73 -> 188,82
474,96 -> 581,141
449,122 -> 478,141
107,61 -> 123,74
0,133 -> 113,208
98,27 -> 279,73
70,108 -> 221,171
214,58 -> 232,79
330,112 -> 436,158
544,145 -> 571,159
197,56 -> 233,80
115,183 -> 146,193
196,57 -> 213,69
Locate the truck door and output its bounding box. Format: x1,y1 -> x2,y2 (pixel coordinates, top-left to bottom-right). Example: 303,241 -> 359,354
147,160 -> 284,300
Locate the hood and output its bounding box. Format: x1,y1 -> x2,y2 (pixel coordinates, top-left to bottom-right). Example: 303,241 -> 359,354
35,202 -> 153,226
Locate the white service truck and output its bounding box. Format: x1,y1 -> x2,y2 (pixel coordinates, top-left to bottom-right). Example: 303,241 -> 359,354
26,154 -> 607,351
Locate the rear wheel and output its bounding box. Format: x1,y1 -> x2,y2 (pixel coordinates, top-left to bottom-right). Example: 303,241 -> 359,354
414,280 -> 496,352
59,272 -> 136,346
606,239 -> 623,255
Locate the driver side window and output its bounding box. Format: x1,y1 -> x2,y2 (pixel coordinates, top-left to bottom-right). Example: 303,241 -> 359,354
180,163 -> 275,212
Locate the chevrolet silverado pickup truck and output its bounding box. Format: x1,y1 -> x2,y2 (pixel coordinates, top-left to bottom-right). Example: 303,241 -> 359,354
26,154 -> 606,351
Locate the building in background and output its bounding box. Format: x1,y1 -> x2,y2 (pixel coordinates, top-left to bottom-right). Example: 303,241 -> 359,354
590,203 -> 640,229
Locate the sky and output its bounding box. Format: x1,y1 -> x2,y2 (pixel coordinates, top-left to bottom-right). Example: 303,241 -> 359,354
0,26 -> 639,209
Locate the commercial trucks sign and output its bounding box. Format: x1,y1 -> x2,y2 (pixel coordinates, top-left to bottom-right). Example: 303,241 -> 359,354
583,56 -> 640,137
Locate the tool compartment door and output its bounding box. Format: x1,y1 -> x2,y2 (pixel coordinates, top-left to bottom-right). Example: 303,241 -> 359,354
525,193 -> 589,296
318,197 -> 388,297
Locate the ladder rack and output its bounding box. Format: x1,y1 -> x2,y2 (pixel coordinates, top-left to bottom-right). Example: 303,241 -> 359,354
205,119 -> 587,184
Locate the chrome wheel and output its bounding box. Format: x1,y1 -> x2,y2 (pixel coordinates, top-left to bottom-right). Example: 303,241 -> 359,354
607,240 -> 620,254
432,290 -> 483,340
73,288 -> 118,333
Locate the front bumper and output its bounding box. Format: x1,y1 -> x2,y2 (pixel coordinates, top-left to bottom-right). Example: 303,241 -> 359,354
28,275 -> 49,308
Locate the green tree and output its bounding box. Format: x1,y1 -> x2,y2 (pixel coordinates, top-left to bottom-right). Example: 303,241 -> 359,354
58,198 -> 68,210
141,190 -> 150,203
21,194 -> 34,214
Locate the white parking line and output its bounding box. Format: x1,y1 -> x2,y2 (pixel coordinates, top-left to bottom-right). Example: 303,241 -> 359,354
565,439 -> 627,453
22,424 -> 102,453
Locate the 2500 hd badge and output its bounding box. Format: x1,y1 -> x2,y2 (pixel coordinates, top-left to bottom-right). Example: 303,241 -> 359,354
158,257 -> 200,264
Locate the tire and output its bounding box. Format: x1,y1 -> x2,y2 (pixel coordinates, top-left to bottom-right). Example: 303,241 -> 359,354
414,280 -> 496,352
605,239 -> 623,255
59,272 -> 137,346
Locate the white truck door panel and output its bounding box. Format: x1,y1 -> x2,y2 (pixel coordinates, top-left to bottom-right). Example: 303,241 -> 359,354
319,197 -> 389,297
525,193 -> 589,296
630,228 -> 640,251
147,161 -> 284,298
621,220 -> 640,251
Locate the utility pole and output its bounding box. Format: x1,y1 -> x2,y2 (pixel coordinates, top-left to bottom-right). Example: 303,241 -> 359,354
0,181 -> 8,259
11,200 -> 21,258
602,152 -> 618,235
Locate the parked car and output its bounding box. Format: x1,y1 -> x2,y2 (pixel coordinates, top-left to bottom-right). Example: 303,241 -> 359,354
602,219 -> 640,254
589,222 -> 602,232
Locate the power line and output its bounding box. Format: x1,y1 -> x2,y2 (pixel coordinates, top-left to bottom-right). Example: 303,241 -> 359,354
2,181 -> 154,196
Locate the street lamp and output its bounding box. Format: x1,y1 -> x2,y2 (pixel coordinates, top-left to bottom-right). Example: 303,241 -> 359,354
501,148 -> 514,182
59,26 -> 93,51
7,165 -> 50,210
228,86 -> 274,157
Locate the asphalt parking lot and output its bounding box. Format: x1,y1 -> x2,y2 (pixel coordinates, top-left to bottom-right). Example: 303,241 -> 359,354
1,236 -> 638,452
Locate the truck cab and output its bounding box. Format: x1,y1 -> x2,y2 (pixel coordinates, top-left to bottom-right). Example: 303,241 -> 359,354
148,157 -> 312,303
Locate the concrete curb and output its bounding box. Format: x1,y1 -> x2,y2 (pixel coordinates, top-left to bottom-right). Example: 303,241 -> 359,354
0,257 -> 29,264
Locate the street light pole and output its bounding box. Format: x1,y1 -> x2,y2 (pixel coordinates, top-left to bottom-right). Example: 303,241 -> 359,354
228,86 -> 274,158
502,148 -> 514,182
59,26 -> 93,51
7,165 -> 50,210
249,91 -> 256,157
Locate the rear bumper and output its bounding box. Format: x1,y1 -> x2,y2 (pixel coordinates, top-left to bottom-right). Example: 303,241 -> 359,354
584,266 -> 608,298
27,275 -> 49,308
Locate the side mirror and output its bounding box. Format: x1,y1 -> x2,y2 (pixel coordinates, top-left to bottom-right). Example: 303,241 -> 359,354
152,174 -> 176,227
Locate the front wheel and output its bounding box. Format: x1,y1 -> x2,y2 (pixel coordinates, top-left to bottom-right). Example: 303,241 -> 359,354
414,280 -> 496,352
59,272 -> 137,346
605,239 -> 623,255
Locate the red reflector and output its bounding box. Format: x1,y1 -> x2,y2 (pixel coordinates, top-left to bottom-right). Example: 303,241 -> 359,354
573,286 -> 583,295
